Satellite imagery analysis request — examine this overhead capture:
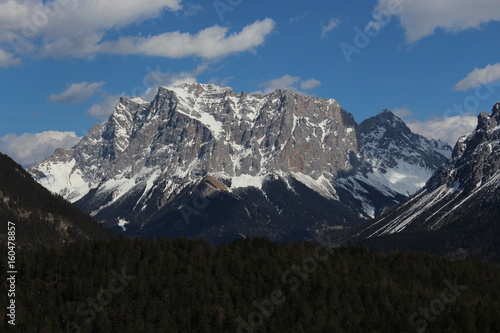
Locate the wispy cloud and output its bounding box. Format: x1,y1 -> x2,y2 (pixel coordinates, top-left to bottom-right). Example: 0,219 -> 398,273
300,79 -> 322,91
94,18 -> 275,59
453,63 -> 500,91
289,11 -> 310,24
392,107 -> 413,118
321,18 -> 340,38
181,3 -> 203,17
87,94 -> 123,120
49,81 -> 105,104
0,49 -> 20,68
141,63 -> 208,101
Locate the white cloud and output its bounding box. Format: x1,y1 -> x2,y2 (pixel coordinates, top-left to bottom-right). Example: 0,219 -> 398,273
0,48 -> 21,67
300,79 -> 322,91
290,12 -> 309,24
405,115 -> 477,145
259,75 -> 300,93
254,75 -> 321,95
453,63 -> 500,91
145,63 -> 207,88
41,32 -> 104,58
321,18 -> 340,38
96,18 -> 275,59
370,0 -> 500,43
87,94 -> 123,120
0,131 -> 81,167
0,1 -> 274,65
392,107 -> 413,118
181,3 -> 203,17
49,81 -> 104,104
0,0 -> 182,41
391,107 -> 477,145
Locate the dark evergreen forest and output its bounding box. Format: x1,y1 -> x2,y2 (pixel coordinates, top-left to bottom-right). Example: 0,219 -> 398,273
1,237 -> 499,332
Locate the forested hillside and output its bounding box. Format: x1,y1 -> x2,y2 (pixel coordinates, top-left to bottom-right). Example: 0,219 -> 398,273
1,237 -> 499,332
0,153 -> 115,249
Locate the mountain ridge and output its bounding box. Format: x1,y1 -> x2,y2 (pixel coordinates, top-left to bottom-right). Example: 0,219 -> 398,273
29,83 -> 451,242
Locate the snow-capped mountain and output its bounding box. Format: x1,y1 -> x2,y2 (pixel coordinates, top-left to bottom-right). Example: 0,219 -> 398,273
29,83 -> 451,242
356,102 -> 500,240
334,110 -> 451,218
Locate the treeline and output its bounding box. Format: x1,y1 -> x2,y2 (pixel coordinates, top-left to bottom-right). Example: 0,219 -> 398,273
1,237 -> 500,332
0,152 -> 114,249
354,199 -> 500,263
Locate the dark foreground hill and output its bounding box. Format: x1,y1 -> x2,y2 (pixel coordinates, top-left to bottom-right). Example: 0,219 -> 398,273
0,152 -> 115,249
1,237 -> 499,332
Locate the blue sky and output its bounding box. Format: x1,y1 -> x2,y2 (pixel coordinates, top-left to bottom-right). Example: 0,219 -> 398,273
1,0 -> 500,166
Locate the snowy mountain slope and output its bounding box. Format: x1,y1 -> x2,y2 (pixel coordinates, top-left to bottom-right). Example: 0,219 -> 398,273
29,83 -> 451,242
333,110 -> 451,218
356,102 -> 500,239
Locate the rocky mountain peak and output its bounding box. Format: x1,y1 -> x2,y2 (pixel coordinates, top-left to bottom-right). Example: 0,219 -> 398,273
447,103 -> 500,162
439,103 -> 500,190
29,84 -> 452,242
377,109 -> 406,124
354,109 -> 451,194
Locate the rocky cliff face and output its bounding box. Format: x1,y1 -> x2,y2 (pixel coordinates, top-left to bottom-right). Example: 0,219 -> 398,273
29,83 -> 451,242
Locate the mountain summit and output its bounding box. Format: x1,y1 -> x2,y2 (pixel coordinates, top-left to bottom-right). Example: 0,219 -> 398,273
334,109 -> 451,218
29,83 -> 451,242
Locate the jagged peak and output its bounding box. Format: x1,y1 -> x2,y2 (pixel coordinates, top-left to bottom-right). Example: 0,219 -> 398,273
491,102 -> 500,122
105,97 -> 149,124
378,109 -> 404,122
264,88 -> 296,96
161,82 -> 235,98
139,83 -> 340,111
471,105 -> 500,134
359,109 -> 407,132
118,96 -> 148,106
